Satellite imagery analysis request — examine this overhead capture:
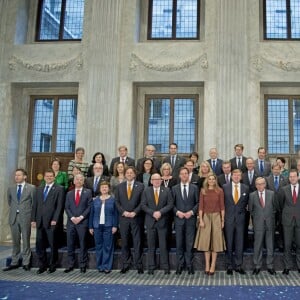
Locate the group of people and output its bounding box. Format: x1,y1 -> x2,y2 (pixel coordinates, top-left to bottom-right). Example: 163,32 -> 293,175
3,143 -> 300,276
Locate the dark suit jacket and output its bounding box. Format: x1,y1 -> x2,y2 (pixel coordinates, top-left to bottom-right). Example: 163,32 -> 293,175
278,184 -> 300,226
218,173 -> 232,187
65,188 -> 92,227
171,183 -> 199,226
242,171 -> 259,193
136,157 -> 161,174
115,181 -> 145,216
254,159 -> 271,177
84,175 -> 110,197
141,186 -> 174,229
163,155 -> 186,178
249,189 -> 276,230
109,156 -> 135,175
265,174 -> 289,192
230,156 -> 247,173
223,182 -> 249,225
89,196 -> 118,228
31,183 -> 65,229
207,158 -> 223,176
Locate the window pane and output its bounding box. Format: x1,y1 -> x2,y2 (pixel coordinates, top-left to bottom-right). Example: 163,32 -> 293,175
267,99 -> 289,153
291,0 -> 300,38
176,0 -> 198,38
38,0 -> 62,40
56,99 -> 77,152
150,0 -> 173,38
63,0 -> 84,39
265,0 -> 287,39
31,99 -> 54,152
174,99 -> 195,153
293,99 -> 300,152
147,99 -> 170,153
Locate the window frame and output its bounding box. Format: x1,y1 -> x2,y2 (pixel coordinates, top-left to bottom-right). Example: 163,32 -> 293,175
147,0 -> 201,40
35,0 -> 83,42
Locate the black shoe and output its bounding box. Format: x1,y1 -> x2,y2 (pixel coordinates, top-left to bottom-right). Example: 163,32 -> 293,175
104,270 -> 111,274
235,267 -> 246,275
80,267 -> 86,273
120,266 -> 129,274
226,268 -> 233,275
298,269 -> 300,274
137,267 -> 144,274
282,269 -> 290,275
64,267 -> 74,273
36,267 -> 47,274
47,266 -> 56,274
175,266 -> 183,275
267,268 -> 276,275
3,264 -> 19,271
23,265 -> 31,271
252,268 -> 260,275
187,267 -> 195,275
164,270 -> 170,275
148,270 -> 154,275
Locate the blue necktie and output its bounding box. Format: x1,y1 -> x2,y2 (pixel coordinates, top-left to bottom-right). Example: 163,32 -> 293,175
260,160 -> 264,175
43,185 -> 49,201
274,176 -> 279,191
183,185 -> 188,201
212,160 -> 216,172
94,177 -> 99,192
17,185 -> 22,202
238,157 -> 241,169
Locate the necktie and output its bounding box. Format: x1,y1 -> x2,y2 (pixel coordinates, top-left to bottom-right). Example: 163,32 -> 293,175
17,185 -> 22,202
249,171 -> 253,184
93,177 -> 99,192
226,174 -> 229,184
171,156 -> 175,168
260,161 -> 264,175
293,186 -> 297,204
75,189 -> 80,206
43,185 -> 49,201
122,158 -> 125,163
259,192 -> 264,208
127,183 -> 132,200
234,184 -> 239,204
238,157 -> 241,169
183,185 -> 188,201
154,189 -> 159,205
99,201 -> 105,224
274,176 -> 279,191
212,160 -> 216,172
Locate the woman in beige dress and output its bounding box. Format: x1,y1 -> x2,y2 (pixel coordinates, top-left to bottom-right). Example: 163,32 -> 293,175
194,172 -> 225,275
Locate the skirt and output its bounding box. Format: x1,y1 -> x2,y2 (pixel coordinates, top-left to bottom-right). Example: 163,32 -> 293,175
194,212 -> 226,252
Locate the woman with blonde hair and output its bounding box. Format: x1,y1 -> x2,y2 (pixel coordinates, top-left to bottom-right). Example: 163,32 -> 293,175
194,172 -> 225,275
198,161 -> 213,188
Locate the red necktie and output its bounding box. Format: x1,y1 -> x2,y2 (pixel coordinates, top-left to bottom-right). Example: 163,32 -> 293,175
259,192 -> 264,208
75,190 -> 80,206
293,186 -> 297,204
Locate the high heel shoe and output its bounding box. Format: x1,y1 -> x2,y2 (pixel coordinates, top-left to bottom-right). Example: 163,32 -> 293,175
204,270 -> 209,275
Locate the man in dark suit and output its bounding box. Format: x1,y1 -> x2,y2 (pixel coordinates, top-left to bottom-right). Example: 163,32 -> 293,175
254,147 -> 271,177
185,159 -> 200,188
163,143 -> 186,178
172,167 -> 199,275
3,169 -> 36,271
84,163 -> 110,197
64,174 -> 92,273
115,166 -> 145,274
141,173 -> 174,275
218,161 -> 232,187
31,169 -> 64,274
207,147 -> 223,176
229,144 -> 247,173
278,169 -> 300,275
223,168 -> 249,275
136,144 -> 161,174
249,177 -> 276,275
109,145 -> 135,175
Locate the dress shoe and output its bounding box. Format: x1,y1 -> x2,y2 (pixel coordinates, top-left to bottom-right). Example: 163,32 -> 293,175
120,266 -> 129,274
175,266 -> 183,275
235,267 -> 246,275
64,267 -> 74,273
208,271 -> 215,276
98,269 -> 104,273
226,269 -> 233,275
36,267 -> 47,274
104,270 -> 111,274
47,266 -> 56,274
3,264 -> 19,271
80,267 -> 86,273
298,269 -> 300,274
164,270 -> 170,275
23,265 -> 31,271
204,271 -> 210,275
267,268 -> 276,275
148,270 -> 154,275
187,267 -> 195,275
137,268 -> 144,274
252,268 -> 260,275
282,269 -> 290,275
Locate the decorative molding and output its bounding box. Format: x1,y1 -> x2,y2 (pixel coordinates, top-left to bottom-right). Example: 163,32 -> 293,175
8,54 -> 83,72
130,52 -> 208,72
252,54 -> 300,72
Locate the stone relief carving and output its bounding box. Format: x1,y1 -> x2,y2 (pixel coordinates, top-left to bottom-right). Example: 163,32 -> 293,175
8,54 -> 83,72
130,52 -> 208,72
252,54 -> 300,72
